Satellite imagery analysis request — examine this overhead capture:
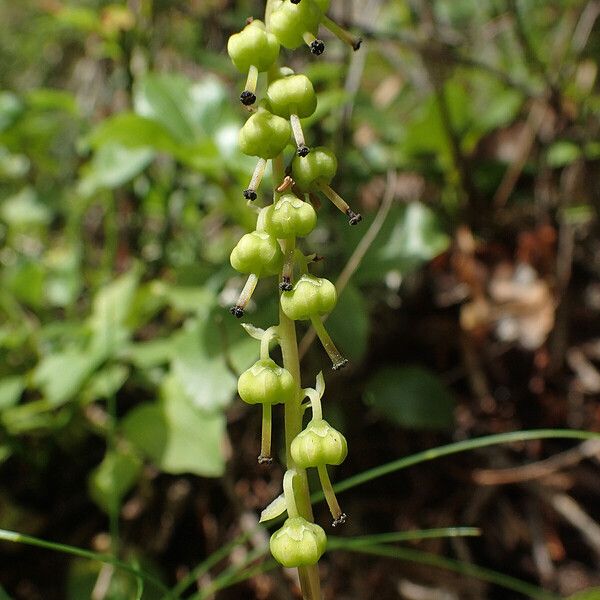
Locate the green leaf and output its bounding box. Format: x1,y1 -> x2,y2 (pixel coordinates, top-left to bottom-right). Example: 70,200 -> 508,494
88,449 -> 142,514
26,88 -> 78,114
547,141 -> 582,168
171,315 -> 252,413
327,284 -> 368,362
0,376 -> 25,410
345,203 -> 450,284
0,92 -> 23,132
33,348 -> 105,407
133,73 -> 201,144
89,268 -> 140,356
121,375 -> 226,477
189,76 -> 231,136
86,113 -> 180,154
0,147 -> 29,178
364,365 -> 454,430
54,6 -> 100,32
123,338 -> 175,370
82,364 -> 129,403
259,494 -> 287,523
0,187 -> 51,227
154,283 -> 214,314
3,260 -> 45,309
78,143 -> 154,196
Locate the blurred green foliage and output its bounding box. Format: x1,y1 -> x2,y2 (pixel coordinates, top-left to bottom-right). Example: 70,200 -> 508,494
0,0 -> 598,595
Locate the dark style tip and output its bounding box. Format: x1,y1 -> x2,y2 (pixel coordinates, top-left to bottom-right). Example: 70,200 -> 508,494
310,39 -> 325,55
297,144 -> 310,157
240,90 -> 256,106
353,39 -> 363,51
258,455 -> 274,465
332,513 -> 348,527
243,189 -> 257,201
347,209 -> 362,225
332,358 -> 349,371
230,306 -> 244,318
279,279 -> 293,291
290,0 -> 302,3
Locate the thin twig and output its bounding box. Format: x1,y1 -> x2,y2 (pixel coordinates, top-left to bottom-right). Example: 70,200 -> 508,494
472,439 -> 600,485
493,100 -> 550,207
527,499 -> 556,589
298,170 -> 398,360
535,486 -> 600,559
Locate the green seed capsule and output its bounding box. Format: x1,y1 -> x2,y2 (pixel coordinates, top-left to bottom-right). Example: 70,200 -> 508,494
267,74 -> 317,119
227,20 -> 280,74
290,418 -> 347,467
263,193 -> 317,239
238,358 -> 295,405
230,231 -> 284,276
291,146 -> 337,191
269,0 -> 322,50
280,274 -> 337,321
270,516 -> 327,567
239,105 -> 291,159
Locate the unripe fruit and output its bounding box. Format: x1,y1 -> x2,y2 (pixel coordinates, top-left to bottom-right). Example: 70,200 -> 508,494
227,20 -> 280,73
263,194 -> 317,239
292,146 -> 337,190
230,231 -> 283,276
239,106 -> 291,159
238,358 -> 295,405
280,274 -> 337,321
270,516 -> 327,567
291,418 -> 347,467
269,0 -> 322,50
267,74 -> 317,119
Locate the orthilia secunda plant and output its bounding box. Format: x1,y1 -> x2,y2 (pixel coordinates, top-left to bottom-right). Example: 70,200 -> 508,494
227,2 -> 362,597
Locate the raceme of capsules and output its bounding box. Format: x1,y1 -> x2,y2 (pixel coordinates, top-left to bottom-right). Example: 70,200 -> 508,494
227,0 -> 362,572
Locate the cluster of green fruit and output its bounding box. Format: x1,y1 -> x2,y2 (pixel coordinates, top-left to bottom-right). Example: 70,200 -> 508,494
239,358 -> 348,566
226,0 -> 361,571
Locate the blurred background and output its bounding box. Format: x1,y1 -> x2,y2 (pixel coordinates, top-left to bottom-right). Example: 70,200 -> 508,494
1,0 -> 599,598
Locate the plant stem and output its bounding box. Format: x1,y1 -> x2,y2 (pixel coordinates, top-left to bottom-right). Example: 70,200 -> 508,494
265,0 -> 323,592
278,251 -> 322,600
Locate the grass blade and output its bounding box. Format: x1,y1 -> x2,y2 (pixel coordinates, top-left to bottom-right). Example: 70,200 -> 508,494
328,527 -> 481,549
341,543 -> 560,600
167,530 -> 252,599
331,429 -> 600,495
0,528 -> 171,597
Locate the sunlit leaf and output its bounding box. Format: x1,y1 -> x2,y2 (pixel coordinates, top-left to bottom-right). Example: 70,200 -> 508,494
33,348 -> 105,408
121,374 -> 226,477
0,376 -> 24,410
88,449 -> 142,513
78,144 -> 154,196
133,73 -> 200,144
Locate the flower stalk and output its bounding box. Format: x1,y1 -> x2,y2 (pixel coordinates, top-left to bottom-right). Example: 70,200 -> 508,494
226,0 -> 363,596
